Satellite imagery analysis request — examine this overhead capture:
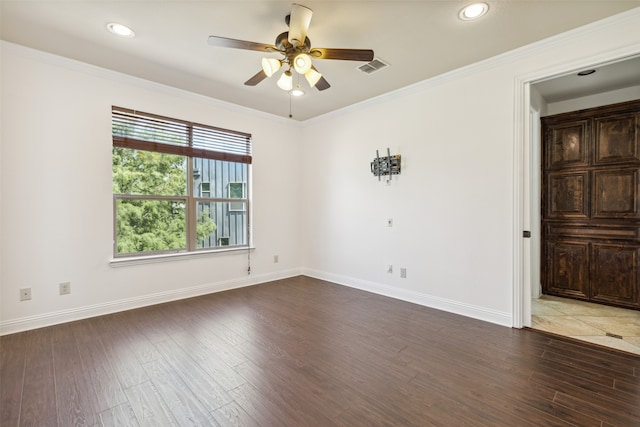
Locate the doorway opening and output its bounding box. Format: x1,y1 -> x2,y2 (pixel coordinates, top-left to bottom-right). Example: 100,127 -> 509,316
516,54 -> 640,354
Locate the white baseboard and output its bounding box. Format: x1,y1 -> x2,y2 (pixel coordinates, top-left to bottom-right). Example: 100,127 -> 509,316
1,268 -> 512,335
0,268 -> 302,335
301,268 -> 513,327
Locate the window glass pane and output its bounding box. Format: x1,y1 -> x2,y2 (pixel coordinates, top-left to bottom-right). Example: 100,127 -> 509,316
228,182 -> 246,211
201,182 -> 211,197
113,147 -> 187,196
229,182 -> 244,198
192,158 -> 247,198
115,199 -> 186,254
196,201 -> 247,249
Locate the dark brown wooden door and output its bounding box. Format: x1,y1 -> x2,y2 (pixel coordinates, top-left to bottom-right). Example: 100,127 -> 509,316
541,100 -> 640,309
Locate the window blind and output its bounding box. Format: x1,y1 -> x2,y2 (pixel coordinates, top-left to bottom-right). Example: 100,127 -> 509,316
112,106 -> 252,164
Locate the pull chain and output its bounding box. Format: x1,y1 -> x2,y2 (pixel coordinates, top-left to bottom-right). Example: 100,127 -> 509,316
289,92 -> 293,119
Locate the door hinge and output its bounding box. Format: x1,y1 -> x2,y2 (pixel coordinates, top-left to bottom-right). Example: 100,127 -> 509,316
523,231 -> 531,238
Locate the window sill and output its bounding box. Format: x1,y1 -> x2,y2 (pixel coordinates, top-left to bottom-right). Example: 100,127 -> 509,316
109,246 -> 254,268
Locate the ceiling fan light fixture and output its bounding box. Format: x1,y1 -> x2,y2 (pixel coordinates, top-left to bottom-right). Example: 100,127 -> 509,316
277,70 -> 293,91
293,53 -> 313,74
458,3 -> 489,21
304,68 -> 322,88
207,3 -> 374,98
290,88 -> 305,97
106,22 -> 135,38
262,58 -> 282,77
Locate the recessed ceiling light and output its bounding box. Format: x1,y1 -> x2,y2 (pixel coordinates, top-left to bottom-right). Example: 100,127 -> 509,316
577,69 -> 596,76
106,22 -> 135,38
290,88 -> 305,97
458,3 -> 489,21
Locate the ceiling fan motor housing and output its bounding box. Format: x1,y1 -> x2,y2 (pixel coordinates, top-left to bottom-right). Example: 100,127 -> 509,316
275,32 -> 312,61
275,31 -> 311,70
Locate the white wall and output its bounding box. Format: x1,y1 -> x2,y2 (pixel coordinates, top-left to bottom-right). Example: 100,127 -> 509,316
300,67 -> 517,325
0,43 -> 302,334
530,85 -> 548,116
545,85 -> 640,116
299,8 -> 640,326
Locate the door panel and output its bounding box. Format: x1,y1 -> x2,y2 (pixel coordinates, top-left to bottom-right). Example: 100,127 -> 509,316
546,240 -> 589,299
593,168 -> 639,218
545,120 -> 590,168
594,112 -> 640,164
591,244 -> 639,307
547,172 -> 590,219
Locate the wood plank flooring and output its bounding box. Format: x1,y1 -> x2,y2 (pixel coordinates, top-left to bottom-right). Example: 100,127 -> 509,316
1,275 -> 639,426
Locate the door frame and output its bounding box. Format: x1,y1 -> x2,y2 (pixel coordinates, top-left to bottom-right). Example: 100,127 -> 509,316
512,49 -> 640,328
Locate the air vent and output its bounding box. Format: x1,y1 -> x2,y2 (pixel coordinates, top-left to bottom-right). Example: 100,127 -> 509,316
357,58 -> 390,74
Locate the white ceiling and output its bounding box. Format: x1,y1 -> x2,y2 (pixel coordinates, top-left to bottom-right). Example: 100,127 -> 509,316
534,55 -> 640,103
2,1 -> 639,121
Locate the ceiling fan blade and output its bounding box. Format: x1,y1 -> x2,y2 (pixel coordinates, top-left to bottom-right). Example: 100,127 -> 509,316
244,70 -> 268,86
208,36 -> 276,53
310,48 -> 374,62
288,3 -> 313,48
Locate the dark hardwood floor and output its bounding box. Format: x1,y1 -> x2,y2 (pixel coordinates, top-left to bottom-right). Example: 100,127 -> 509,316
1,276 -> 639,426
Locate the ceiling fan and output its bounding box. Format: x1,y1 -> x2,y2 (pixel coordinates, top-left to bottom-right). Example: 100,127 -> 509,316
207,3 -> 374,92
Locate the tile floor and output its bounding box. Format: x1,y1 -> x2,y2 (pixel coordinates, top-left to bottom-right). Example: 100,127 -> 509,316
531,295 -> 640,355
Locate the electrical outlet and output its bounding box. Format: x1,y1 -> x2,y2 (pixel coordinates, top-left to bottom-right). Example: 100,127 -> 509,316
400,268 -> 407,278
387,218 -> 393,227
59,282 -> 71,295
274,255 -> 279,263
387,265 -> 393,274
20,288 -> 31,301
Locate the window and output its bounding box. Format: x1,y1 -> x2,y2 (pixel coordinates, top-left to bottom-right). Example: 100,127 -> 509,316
228,182 -> 246,212
112,107 -> 251,257
201,182 -> 211,198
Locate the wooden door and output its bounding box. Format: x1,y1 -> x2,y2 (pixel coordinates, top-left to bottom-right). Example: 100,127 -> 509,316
541,100 -> 640,309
